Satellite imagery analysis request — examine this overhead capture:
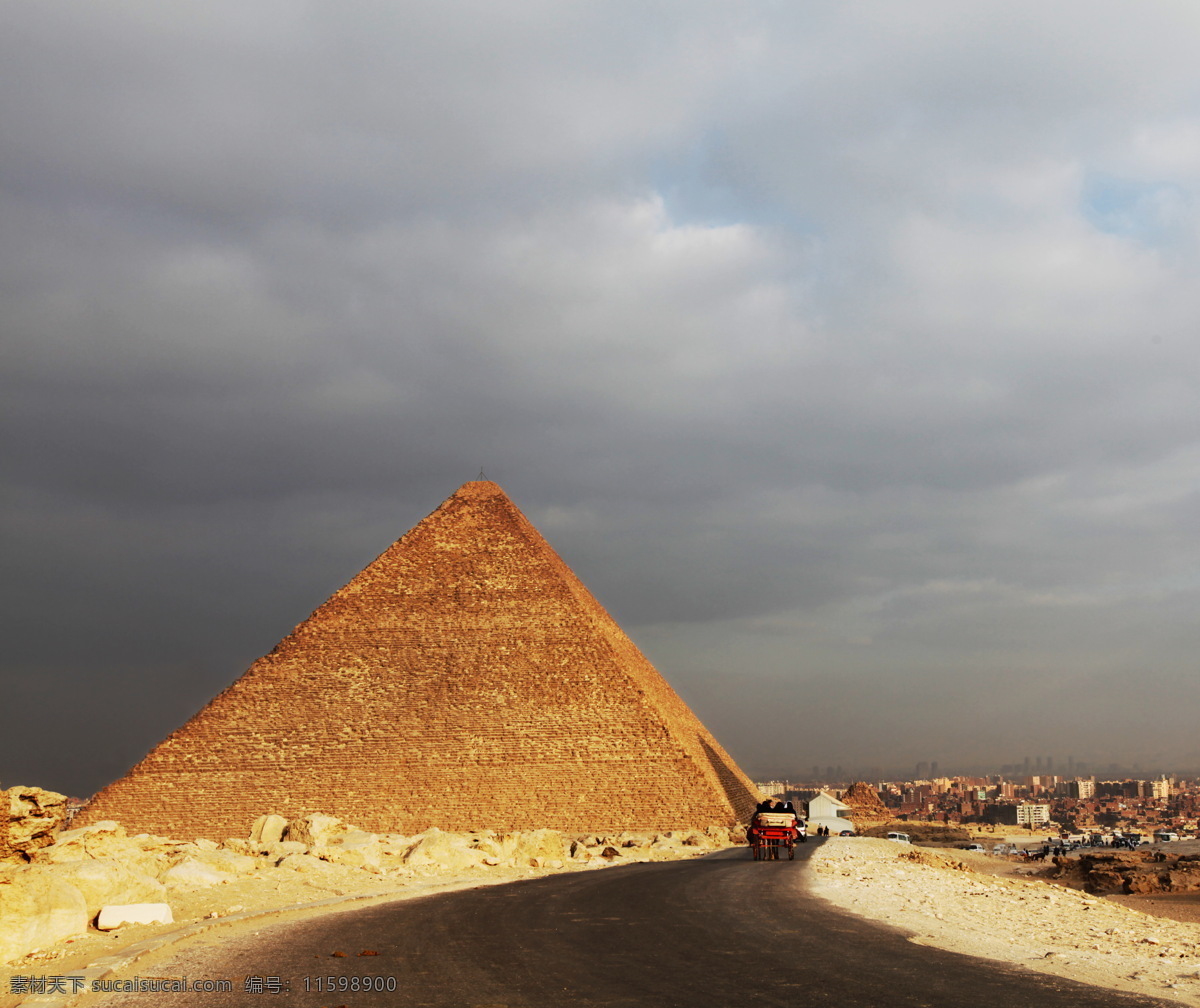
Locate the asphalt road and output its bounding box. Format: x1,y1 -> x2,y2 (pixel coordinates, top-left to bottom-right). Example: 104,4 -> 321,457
80,843 -> 1178,1008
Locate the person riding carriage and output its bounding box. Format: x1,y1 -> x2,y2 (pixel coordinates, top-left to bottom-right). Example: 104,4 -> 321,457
748,799 -> 804,860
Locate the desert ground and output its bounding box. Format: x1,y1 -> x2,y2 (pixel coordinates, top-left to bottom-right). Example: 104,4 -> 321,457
808,836 -> 1200,1006
5,832 -> 1200,1007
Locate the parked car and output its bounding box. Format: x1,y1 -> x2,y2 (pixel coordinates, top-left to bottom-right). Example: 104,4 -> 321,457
886,832 -> 911,843
961,844 -> 986,851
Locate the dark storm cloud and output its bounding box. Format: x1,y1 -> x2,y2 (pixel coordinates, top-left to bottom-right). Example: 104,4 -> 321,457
4,0 -> 1200,795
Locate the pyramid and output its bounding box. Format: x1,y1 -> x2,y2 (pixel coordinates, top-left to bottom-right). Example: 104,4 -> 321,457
78,481 -> 761,838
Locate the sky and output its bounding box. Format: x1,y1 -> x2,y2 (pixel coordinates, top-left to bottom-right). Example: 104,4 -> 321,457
4,1 -> 1200,798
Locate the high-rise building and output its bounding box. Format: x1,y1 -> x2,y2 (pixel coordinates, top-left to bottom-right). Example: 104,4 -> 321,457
1017,803 -> 1051,826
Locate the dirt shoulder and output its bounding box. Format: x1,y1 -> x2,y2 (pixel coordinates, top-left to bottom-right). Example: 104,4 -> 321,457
807,837 -> 1200,1006
2,846 -> 718,1008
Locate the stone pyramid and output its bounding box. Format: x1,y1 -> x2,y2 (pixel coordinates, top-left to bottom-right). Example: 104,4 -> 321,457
79,481 -> 761,838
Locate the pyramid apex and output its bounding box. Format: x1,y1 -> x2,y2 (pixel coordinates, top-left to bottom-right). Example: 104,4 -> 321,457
453,479 -> 507,499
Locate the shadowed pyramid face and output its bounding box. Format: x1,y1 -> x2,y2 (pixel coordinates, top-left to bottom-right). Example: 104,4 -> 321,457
78,482 -> 760,837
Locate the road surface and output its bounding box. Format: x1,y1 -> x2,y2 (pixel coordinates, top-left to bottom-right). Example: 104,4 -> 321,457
78,843 -> 1177,1007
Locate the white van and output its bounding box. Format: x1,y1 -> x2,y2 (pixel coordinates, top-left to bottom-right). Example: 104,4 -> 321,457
886,832 -> 911,843
1154,832 -> 1180,842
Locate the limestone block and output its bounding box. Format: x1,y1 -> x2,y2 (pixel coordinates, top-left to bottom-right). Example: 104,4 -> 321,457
402,829 -> 487,870
261,840 -> 308,859
1,786 -> 68,863
35,821 -> 146,863
286,814 -> 349,847
96,903 -> 173,930
38,860 -> 165,918
0,867 -> 88,964
164,848 -> 255,885
276,853 -> 342,874
161,860 -> 229,889
249,814 -> 288,846
312,830 -> 382,872
510,829 -> 567,864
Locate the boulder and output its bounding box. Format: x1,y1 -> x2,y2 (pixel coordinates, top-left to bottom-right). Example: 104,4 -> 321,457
1125,871 -> 1171,895
312,830 -> 383,872
34,821 -> 148,864
510,830 -> 567,865
286,813 -> 349,847
402,829 -> 487,871
1,786 -> 68,863
262,840 -> 308,860
1167,868 -> 1200,892
96,903 -> 173,930
275,852 -> 344,875
249,814 -> 288,847
0,866 -> 88,964
37,859 -> 165,917
161,849 -> 256,888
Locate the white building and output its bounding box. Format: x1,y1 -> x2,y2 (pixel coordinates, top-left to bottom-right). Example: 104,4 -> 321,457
1017,803 -> 1051,826
807,790 -> 855,834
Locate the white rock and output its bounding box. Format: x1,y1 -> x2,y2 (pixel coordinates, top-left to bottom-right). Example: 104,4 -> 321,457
96,903 -> 173,930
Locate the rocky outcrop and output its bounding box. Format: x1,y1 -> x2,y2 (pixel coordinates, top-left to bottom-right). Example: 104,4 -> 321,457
0,812 -> 736,964
0,864 -> 88,961
1058,850 -> 1200,894
839,782 -> 889,828
1,786 -> 68,863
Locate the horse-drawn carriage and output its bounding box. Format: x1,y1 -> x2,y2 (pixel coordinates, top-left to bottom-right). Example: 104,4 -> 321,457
748,811 -> 802,860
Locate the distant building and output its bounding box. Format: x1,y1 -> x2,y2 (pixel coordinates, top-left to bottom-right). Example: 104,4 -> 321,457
755,781 -> 788,798
1017,803 -> 1052,827
807,790 -> 854,834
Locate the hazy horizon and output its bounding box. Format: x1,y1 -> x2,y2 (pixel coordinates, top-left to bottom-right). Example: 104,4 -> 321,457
4,1 -> 1200,799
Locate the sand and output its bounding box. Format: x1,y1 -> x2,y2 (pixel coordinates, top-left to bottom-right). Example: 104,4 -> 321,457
808,836 -> 1200,1006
